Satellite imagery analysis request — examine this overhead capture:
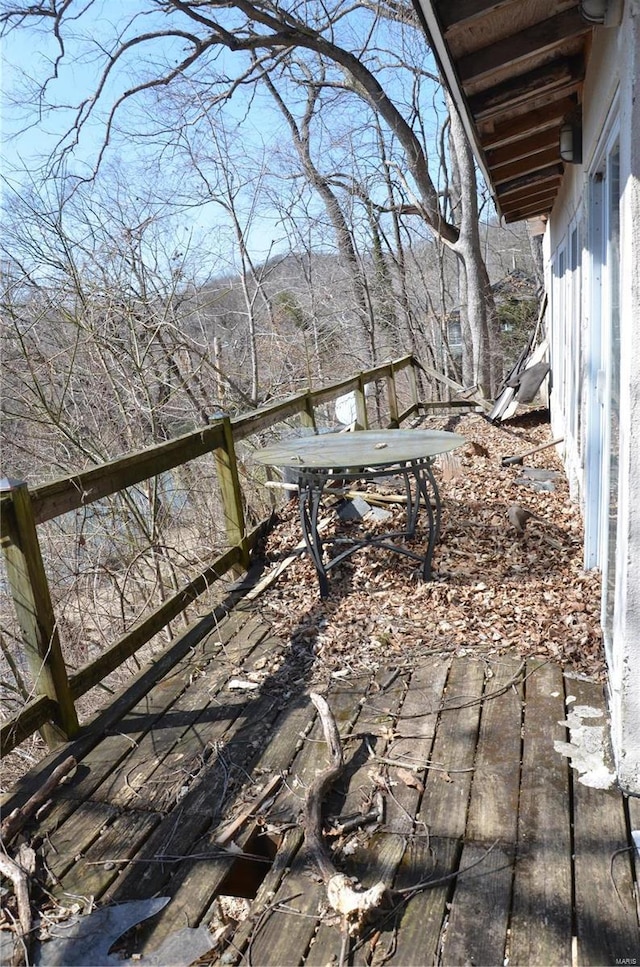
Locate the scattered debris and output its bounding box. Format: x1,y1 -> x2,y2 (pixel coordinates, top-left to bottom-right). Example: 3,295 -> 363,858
507,503 -> 535,535
338,496 -> 372,521
1,756 -> 77,847
554,705 -> 616,789
515,467 -> 562,492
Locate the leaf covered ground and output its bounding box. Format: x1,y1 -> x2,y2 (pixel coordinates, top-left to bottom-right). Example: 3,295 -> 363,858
258,410 -> 605,683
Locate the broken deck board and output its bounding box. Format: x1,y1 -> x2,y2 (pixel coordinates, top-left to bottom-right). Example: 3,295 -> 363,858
1,599 -> 638,967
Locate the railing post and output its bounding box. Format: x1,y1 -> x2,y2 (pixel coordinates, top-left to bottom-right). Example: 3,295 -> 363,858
300,392 -> 316,431
355,375 -> 369,429
408,357 -> 419,414
215,418 -> 249,571
0,479 -> 79,748
387,362 -> 399,427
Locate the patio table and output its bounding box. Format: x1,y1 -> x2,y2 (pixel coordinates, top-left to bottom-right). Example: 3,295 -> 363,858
255,428 -> 465,597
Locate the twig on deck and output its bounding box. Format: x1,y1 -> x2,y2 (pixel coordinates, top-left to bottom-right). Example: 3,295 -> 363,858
0,846 -> 36,966
214,773 -> 283,846
1,755 -> 77,846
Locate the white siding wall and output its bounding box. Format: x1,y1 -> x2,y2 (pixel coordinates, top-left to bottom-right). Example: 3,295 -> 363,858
544,0 -> 640,794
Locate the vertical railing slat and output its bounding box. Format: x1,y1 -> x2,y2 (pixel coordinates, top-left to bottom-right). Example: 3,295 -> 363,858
387,362 -> 399,427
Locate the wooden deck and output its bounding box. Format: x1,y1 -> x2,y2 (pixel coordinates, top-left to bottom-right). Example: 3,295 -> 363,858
3,580 -> 640,967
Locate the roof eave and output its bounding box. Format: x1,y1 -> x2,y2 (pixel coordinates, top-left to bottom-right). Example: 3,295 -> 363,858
412,0 -> 504,220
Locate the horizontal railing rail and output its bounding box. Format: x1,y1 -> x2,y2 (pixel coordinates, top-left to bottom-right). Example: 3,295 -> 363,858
0,355 -> 420,755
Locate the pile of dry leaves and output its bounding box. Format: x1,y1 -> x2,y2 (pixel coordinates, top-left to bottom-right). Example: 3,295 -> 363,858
258,410 -> 605,682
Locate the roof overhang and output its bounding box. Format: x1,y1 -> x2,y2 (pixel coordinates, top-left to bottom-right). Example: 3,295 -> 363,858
411,1 -> 612,223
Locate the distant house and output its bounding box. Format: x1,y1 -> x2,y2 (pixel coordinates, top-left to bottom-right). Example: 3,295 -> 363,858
414,0 -> 640,794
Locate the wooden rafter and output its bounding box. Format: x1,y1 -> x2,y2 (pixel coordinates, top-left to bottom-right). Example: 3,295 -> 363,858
480,96 -> 578,149
486,129 -> 561,168
497,181 -> 561,208
492,147 -> 561,184
468,57 -> 584,122
457,7 -> 590,84
497,166 -> 564,196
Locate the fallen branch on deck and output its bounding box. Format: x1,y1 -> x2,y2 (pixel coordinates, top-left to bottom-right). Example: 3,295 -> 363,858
1,755 -> 77,846
0,845 -> 36,967
0,755 -> 76,966
306,693 -> 389,936
306,692 -> 508,961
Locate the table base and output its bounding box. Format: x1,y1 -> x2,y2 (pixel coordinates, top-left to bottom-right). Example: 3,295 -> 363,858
298,459 -> 441,598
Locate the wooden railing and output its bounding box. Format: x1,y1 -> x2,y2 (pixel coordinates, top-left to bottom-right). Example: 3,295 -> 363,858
0,355 -> 421,755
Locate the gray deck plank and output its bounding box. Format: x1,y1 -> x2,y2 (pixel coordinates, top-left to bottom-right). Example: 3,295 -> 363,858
509,659 -> 573,967
438,656 -> 523,967
570,675 -> 640,966
388,657 -> 486,966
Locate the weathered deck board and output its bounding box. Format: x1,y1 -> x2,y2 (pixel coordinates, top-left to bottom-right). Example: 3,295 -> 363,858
509,659 -> 573,967
437,657 -> 523,967
2,595 -> 639,967
570,675 -> 639,966
389,658 -> 486,966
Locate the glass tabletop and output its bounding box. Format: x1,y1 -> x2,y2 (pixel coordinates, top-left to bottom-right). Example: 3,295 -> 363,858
254,429 -> 465,470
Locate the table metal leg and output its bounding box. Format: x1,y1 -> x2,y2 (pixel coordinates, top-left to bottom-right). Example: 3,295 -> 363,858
299,473 -> 329,598
409,464 -> 436,580
298,459 -> 443,596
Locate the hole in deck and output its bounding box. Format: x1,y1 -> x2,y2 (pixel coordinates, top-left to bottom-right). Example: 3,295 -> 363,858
215,827 -> 281,900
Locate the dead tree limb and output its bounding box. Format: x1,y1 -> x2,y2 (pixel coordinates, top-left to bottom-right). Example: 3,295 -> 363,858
1,755 -> 77,846
306,693 -> 388,936
0,846 -> 36,966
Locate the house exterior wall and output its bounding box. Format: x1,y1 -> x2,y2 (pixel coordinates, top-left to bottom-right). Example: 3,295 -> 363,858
544,0 -> 640,794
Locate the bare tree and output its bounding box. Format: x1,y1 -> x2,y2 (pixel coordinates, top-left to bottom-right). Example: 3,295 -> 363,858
0,172 -> 269,721
1,0 -> 501,393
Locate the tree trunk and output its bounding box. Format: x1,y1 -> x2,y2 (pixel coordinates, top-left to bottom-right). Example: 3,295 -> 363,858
447,92 -> 499,397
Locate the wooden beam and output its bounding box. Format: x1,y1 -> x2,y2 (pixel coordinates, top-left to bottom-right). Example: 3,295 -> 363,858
419,365 -> 491,412
6,355 -> 416,528
0,695 -> 56,758
486,129 -> 561,168
496,164 -> 564,197
492,147 -> 561,185
386,364 -> 399,428
468,58 -> 584,122
498,182 -> 560,208
299,391 -> 316,430
458,8 -> 591,85
355,375 -> 369,429
68,542 -> 245,700
503,199 -> 556,222
436,0 -> 518,32
480,97 -> 578,149
503,196 -> 557,219
215,416 -> 249,570
15,422 -> 225,527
